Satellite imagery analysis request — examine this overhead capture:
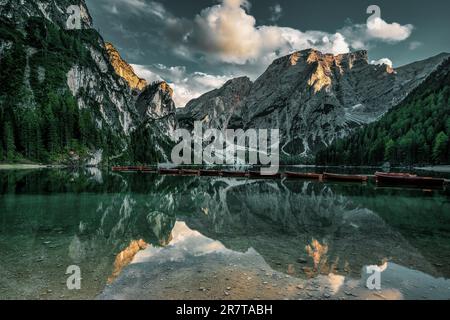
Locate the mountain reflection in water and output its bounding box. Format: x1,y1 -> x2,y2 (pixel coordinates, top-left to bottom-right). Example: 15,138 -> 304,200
0,169 -> 449,300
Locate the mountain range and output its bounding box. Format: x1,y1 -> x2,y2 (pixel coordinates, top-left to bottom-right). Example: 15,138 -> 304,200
179,49 -> 449,158
1,0 -> 448,165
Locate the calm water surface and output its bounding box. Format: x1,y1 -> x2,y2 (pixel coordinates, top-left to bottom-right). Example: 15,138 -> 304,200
0,169 -> 449,300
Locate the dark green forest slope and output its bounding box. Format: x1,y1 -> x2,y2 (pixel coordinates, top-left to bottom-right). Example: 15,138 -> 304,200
0,17 -> 121,164
316,58 -> 450,166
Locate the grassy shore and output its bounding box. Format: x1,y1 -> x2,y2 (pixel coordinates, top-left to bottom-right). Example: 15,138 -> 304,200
0,164 -> 48,170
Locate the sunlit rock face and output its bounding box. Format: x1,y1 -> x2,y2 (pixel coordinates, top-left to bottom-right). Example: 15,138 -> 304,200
105,43 -> 147,92
238,49 -> 449,155
179,49 -> 449,156
108,239 -> 148,283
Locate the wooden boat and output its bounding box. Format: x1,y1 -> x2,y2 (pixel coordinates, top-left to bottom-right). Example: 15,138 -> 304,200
199,170 -> 222,177
112,166 -> 155,172
375,172 -> 445,188
284,172 -> 323,180
221,171 -> 247,177
323,172 -> 369,182
247,171 -> 282,179
159,168 -> 180,175
180,169 -> 200,176
375,172 -> 417,178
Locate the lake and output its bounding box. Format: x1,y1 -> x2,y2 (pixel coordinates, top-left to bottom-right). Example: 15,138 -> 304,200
0,168 -> 449,300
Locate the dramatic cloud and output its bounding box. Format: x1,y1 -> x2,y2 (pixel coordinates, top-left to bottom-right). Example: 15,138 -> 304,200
370,58 -> 393,68
166,0 -> 351,65
340,13 -> 413,49
132,64 -> 233,107
87,0 -> 414,105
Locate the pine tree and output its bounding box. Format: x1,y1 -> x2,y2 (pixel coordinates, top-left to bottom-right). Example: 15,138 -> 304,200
4,121 -> 16,161
432,132 -> 449,164
384,139 -> 396,163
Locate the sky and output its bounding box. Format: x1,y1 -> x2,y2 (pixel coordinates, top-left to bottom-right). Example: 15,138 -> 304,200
85,0 -> 450,107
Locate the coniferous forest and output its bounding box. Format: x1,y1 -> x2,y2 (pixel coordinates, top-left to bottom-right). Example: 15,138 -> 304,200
0,17 -> 115,163
316,58 -> 450,167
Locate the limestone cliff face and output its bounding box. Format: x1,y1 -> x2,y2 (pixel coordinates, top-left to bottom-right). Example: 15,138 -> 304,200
0,0 -> 93,29
136,81 -> 177,137
177,76 -> 253,130
0,0 -> 176,163
105,42 -> 147,92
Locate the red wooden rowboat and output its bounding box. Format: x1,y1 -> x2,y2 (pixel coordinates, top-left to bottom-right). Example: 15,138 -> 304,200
180,169 -> 200,176
323,172 -> 368,182
375,172 -> 444,188
284,172 -> 323,180
112,166 -> 156,172
247,171 -> 282,179
159,168 -> 180,175
221,171 -> 247,177
199,170 -> 222,177
375,172 -> 417,178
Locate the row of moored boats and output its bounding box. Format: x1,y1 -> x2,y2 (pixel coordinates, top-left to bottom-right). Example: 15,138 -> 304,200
112,167 -> 447,189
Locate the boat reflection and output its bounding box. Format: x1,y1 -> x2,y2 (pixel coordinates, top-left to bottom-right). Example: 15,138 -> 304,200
0,169 -> 449,300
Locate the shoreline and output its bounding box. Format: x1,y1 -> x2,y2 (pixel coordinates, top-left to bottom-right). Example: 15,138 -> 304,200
0,164 -> 66,170
2,163 -> 450,174
414,166 -> 450,173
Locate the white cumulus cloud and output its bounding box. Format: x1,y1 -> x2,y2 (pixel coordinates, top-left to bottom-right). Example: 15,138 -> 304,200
367,17 -> 413,42
132,64 -> 233,107
167,0 -> 351,65
370,58 -> 393,68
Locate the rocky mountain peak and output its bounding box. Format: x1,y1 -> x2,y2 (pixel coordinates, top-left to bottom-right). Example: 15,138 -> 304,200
177,76 -> 253,130
137,82 -> 175,118
135,81 -> 177,137
179,49 -> 449,157
105,42 -> 148,91
158,81 -> 174,97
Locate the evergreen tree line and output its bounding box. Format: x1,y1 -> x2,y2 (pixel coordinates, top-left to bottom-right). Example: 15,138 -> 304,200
0,17 -> 120,163
129,122 -> 174,165
316,59 -> 450,166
